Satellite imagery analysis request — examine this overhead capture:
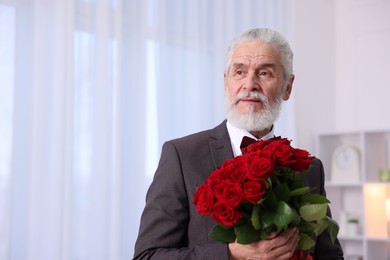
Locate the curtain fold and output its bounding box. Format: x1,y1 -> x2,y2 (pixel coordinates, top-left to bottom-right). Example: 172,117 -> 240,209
0,0 -> 293,259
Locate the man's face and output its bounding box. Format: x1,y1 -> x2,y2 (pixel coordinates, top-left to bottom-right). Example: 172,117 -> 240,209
224,40 -> 294,131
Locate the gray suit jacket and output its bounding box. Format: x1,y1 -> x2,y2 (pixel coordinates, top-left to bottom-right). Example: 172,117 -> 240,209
133,121 -> 344,260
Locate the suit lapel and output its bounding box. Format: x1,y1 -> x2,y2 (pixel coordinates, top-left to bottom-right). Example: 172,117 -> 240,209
209,120 -> 234,169
205,121 -> 235,238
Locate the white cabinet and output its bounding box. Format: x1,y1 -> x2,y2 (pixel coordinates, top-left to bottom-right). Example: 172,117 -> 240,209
316,131 -> 390,260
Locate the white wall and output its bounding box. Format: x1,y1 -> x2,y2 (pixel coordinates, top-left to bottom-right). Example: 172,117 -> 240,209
334,0 -> 390,131
292,0 -> 335,152
292,0 -> 390,153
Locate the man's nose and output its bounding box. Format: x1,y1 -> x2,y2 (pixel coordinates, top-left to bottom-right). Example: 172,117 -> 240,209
244,72 -> 261,91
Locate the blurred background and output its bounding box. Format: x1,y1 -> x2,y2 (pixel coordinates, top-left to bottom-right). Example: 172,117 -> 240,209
0,0 -> 389,259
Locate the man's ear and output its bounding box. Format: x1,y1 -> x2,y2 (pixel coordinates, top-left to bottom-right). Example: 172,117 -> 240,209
223,71 -> 228,94
282,74 -> 294,101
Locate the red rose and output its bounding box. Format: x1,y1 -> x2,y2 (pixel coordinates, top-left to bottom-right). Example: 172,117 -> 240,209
216,160 -> 235,182
271,142 -> 296,167
292,148 -> 310,159
206,168 -> 225,190
219,159 -> 235,171
291,158 -> 312,172
228,165 -> 247,184
290,148 -> 314,172
245,156 -> 275,182
291,158 -> 313,172
211,202 -> 242,226
193,185 -> 215,216
214,181 -> 242,207
290,250 -> 314,260
243,138 -> 276,154
241,180 -> 266,204
291,250 -> 303,260
219,156 -> 247,184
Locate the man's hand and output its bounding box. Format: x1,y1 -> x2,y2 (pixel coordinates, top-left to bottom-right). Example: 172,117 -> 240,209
228,227 -> 300,260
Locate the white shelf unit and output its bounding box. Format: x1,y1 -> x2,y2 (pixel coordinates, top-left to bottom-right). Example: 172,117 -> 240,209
316,130 -> 390,260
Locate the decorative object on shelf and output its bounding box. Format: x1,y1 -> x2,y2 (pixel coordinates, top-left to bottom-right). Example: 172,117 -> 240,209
339,211 -> 360,236
381,134 -> 390,182
386,198 -> 390,237
379,169 -> 390,182
331,144 -> 360,183
346,256 -> 363,260
387,133 -> 390,168
346,218 -> 359,236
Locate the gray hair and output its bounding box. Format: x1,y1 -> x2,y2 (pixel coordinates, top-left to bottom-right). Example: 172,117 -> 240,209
224,28 -> 294,81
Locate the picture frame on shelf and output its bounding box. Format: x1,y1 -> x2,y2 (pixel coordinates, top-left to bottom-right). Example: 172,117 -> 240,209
331,144 -> 360,183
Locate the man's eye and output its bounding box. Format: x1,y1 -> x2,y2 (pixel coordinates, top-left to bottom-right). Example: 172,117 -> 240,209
259,71 -> 272,77
236,70 -> 243,75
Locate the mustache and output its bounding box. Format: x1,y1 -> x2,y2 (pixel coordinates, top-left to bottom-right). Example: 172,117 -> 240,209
234,91 -> 268,104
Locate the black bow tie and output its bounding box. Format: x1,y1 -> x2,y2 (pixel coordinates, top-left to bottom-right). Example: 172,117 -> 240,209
240,136 -> 258,153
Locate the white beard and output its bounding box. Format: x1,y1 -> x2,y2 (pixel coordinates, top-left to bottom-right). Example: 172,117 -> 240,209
225,91 -> 283,132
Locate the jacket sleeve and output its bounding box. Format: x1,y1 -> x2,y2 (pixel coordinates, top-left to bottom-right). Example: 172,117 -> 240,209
133,141 -> 229,260
308,159 -> 344,260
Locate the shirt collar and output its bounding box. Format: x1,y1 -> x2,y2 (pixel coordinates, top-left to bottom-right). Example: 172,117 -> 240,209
226,121 -> 274,157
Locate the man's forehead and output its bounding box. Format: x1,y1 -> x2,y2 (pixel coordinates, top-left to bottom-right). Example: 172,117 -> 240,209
231,42 -> 280,62
231,62 -> 277,69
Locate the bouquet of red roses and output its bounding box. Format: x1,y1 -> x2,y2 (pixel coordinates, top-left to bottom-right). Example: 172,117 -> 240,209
193,137 -> 339,259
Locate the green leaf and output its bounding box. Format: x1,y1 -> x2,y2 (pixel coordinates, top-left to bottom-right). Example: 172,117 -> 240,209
300,204 -> 327,222
273,201 -> 300,228
274,183 -> 291,201
239,202 -> 254,217
314,219 -> 329,236
289,176 -> 305,190
265,177 -> 272,189
209,225 -> 236,243
251,204 -> 261,230
299,232 -> 316,250
301,194 -> 330,204
299,221 -> 315,233
326,216 -> 340,244
262,189 -> 278,211
261,210 -> 275,229
234,223 -> 260,244
291,210 -> 301,226
300,219 -> 328,236
290,186 -> 311,197
259,228 -> 270,240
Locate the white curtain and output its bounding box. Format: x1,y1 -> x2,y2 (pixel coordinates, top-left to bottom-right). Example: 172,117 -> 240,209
0,0 -> 294,259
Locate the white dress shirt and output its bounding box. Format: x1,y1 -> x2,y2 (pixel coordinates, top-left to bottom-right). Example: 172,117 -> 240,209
226,121 -> 274,157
